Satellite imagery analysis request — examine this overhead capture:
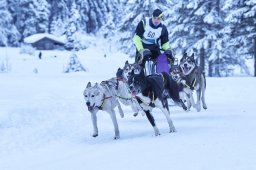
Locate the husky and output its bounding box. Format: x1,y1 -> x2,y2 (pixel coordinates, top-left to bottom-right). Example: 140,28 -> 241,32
132,62 -> 187,111
170,64 -> 193,111
179,53 -> 207,112
109,74 -> 143,117
83,81 -> 124,139
118,60 -> 135,82
128,67 -> 176,136
116,61 -> 143,116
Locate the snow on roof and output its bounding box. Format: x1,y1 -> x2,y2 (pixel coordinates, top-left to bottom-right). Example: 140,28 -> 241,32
24,33 -> 66,44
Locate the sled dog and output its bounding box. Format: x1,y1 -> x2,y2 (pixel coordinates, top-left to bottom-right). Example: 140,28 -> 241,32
119,60 -> 135,82
179,53 -> 207,111
105,76 -> 142,117
128,68 -> 176,136
129,63 -> 187,111
83,81 -> 124,139
170,64 -> 193,110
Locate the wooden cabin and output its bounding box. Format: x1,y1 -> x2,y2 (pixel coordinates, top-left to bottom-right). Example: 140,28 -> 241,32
24,33 -> 65,50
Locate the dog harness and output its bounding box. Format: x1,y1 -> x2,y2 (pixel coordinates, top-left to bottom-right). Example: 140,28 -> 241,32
116,95 -> 133,101
134,91 -> 156,107
96,94 -> 112,110
115,78 -> 134,101
182,77 -> 196,90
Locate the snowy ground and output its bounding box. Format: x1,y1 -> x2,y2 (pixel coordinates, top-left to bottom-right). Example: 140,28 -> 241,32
0,45 -> 256,170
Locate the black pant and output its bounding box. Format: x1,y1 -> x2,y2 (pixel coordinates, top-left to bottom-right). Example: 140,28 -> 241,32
135,48 -> 161,64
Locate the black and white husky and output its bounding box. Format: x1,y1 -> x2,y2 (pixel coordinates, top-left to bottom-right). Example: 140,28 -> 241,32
178,53 -> 207,112
83,81 -> 124,139
128,68 -> 176,136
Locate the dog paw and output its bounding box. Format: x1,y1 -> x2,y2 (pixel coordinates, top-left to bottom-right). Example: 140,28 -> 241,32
133,112 -> 138,117
154,132 -> 161,136
153,133 -> 161,136
182,105 -> 188,111
114,136 -> 120,140
170,128 -> 177,133
203,104 -> 207,109
92,134 -> 98,137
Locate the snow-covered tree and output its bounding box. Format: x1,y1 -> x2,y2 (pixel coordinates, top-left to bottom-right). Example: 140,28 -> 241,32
221,0 -> 255,76
165,0 -> 225,76
36,0 -> 50,33
0,0 -> 20,46
16,0 -> 50,39
48,0 -> 69,37
65,2 -> 80,50
48,0 -> 69,22
16,0 -> 37,38
50,16 -> 66,36
64,53 -> 86,73
1,0 -> 255,76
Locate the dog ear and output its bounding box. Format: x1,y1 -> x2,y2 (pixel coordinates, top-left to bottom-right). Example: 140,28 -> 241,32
191,53 -> 194,58
125,60 -> 129,65
86,82 -> 91,88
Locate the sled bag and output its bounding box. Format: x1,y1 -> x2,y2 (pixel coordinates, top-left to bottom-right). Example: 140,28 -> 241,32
156,54 -> 169,74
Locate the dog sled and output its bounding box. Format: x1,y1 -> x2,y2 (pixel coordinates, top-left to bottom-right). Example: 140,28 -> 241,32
143,53 -> 171,76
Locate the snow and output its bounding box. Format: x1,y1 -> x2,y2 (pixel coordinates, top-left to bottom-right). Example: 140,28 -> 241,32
204,12 -> 215,24
0,44 -> 256,170
24,33 -> 66,44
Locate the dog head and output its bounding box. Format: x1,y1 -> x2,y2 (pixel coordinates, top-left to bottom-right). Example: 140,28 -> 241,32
128,74 -> 142,96
122,60 -> 135,81
133,63 -> 142,75
170,65 -> 182,82
83,82 -> 104,111
180,53 -> 196,75
116,68 -> 124,80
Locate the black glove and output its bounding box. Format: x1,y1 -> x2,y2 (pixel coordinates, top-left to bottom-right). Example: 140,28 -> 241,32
164,49 -> 174,64
139,49 -> 152,63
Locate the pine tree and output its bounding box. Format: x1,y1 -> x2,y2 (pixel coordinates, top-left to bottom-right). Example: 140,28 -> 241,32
165,1 -> 198,66
36,0 -> 50,33
48,0 -> 69,36
64,53 -> 86,73
221,0 -> 255,76
65,2 -> 81,50
242,0 -> 256,76
16,0 -> 37,38
0,0 -> 20,46
166,0 -> 235,76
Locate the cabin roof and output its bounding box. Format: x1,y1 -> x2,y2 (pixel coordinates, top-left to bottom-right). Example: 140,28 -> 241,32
24,33 -> 66,44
